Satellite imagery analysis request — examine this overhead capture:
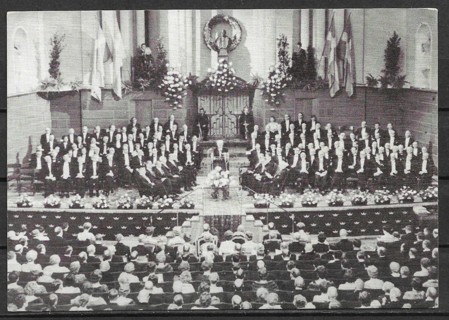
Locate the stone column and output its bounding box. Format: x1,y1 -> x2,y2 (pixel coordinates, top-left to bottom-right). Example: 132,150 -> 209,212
120,10 -> 133,82
135,10 -> 146,47
300,9 -> 310,48
314,9 -> 326,78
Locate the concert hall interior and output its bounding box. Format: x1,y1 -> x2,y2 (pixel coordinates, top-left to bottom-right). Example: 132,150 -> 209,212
6,9 -> 439,312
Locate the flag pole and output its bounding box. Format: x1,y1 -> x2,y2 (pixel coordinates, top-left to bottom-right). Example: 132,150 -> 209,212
317,12 -> 335,73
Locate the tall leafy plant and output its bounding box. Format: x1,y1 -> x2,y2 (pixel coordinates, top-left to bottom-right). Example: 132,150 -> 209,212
48,33 -> 66,80
381,31 -> 407,88
276,34 -> 291,77
154,39 -> 169,89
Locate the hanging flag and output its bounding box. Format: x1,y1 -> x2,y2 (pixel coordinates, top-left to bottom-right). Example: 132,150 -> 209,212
323,14 -> 340,97
102,11 -> 126,99
91,20 -> 106,101
340,14 -> 356,97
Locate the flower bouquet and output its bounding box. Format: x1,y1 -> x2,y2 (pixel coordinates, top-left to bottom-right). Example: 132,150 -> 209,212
117,194 -> 133,209
93,196 -> 110,209
351,192 -> 368,206
278,193 -> 294,208
43,194 -> 61,208
69,195 -> 85,209
374,190 -> 392,205
16,195 -> 33,208
158,69 -> 188,109
208,168 -> 231,200
206,59 -> 239,94
327,191 -> 344,207
419,186 -> 438,202
253,193 -> 273,209
157,196 -> 175,209
135,196 -> 153,209
301,192 -> 318,207
179,198 -> 195,209
397,186 -> 417,203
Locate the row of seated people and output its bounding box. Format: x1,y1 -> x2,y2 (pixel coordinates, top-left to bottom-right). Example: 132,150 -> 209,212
242,116 -> 435,195
7,220 -> 438,311
29,115 -> 203,198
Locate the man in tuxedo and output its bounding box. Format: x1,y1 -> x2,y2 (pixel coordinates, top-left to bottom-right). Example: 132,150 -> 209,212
101,149 -> 118,196
356,150 -> 371,191
106,125 -> 116,145
29,147 -> 45,181
359,131 -> 371,151
355,121 -> 370,140
127,117 -> 141,134
67,128 -> 77,145
40,128 -> 52,150
59,154 -> 72,197
92,125 -> 104,145
163,114 -> 178,135
294,112 -> 306,133
59,135 -> 71,155
402,130 -> 414,149
194,108 -> 209,141
417,152 -> 433,189
191,135 -> 203,170
331,149 -> 346,191
44,134 -> 56,155
239,107 -> 254,140
314,150 -> 329,193
212,140 -> 229,170
150,117 -> 162,138
80,126 -> 91,146
280,114 -> 292,142
308,115 -> 318,133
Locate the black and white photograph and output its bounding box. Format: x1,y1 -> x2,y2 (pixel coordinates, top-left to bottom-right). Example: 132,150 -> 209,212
6,8 -> 439,312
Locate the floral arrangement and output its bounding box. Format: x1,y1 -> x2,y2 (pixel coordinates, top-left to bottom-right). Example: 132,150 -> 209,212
351,192 -> 368,206
261,34 -> 292,106
157,196 -> 175,209
327,191 -> 345,207
43,194 -> 61,208
159,68 -> 188,109
208,169 -> 231,189
179,198 -> 195,209
301,192 -> 318,207
93,196 -> 110,209
117,194 -> 134,209
16,195 -> 33,208
69,195 -> 85,209
278,193 -> 294,208
206,59 -> 239,94
374,190 -> 392,205
253,193 -> 273,209
397,186 -> 417,203
419,186 -> 438,202
135,196 -> 153,209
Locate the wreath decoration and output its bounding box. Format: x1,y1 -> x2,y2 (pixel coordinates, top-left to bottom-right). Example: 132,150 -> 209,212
203,14 -> 242,53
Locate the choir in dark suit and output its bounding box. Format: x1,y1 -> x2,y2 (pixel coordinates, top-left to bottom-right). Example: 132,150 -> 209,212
29,115 -> 200,199
241,115 -> 435,195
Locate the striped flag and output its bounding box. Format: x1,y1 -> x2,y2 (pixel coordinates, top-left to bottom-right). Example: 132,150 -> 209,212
91,20 -> 106,101
340,14 -> 356,97
102,11 -> 126,99
323,14 -> 340,97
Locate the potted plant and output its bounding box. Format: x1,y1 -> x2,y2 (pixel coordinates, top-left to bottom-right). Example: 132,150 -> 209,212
68,195 -> 85,209
93,196 -> 110,209
397,186 -> 417,203
43,194 -> 61,208
301,192 -> 318,207
351,192 -> 368,206
253,194 -> 272,209
327,191 -> 344,207
157,196 -> 175,209
135,195 -> 153,209
278,193 -> 294,208
419,186 -> 438,202
16,195 -> 33,208
179,198 -> 195,209
117,194 -> 133,209
374,190 -> 392,205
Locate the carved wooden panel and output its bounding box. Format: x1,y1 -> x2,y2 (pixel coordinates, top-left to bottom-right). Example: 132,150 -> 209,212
198,94 -> 250,138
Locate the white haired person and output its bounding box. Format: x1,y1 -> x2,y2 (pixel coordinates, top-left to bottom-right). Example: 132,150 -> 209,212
212,140 -> 229,170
